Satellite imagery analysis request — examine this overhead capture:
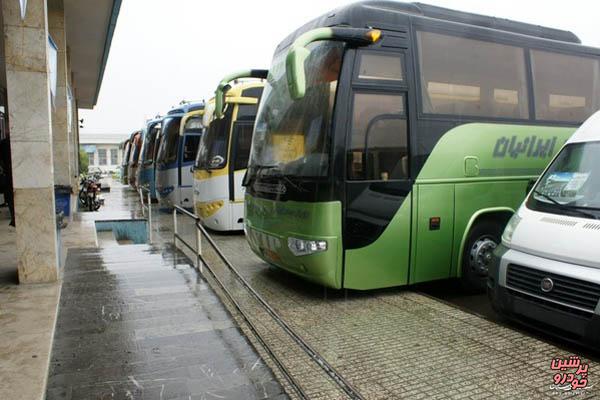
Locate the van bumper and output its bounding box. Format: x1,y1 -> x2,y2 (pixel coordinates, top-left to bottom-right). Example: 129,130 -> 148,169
488,244 -> 600,349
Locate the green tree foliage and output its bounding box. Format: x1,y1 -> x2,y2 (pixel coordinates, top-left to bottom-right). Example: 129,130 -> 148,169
79,147 -> 89,175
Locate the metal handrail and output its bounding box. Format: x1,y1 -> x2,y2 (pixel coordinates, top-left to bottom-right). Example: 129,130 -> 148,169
194,222 -> 364,400
139,186 -> 152,243
173,205 -> 202,271
170,207 -> 362,399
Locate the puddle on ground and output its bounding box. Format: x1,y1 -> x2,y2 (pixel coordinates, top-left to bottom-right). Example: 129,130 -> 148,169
95,219 -> 147,246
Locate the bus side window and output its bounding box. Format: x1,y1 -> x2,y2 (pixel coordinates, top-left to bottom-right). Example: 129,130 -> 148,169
233,123 -> 254,171
531,50 -> 600,123
348,93 -> 408,181
183,135 -> 200,162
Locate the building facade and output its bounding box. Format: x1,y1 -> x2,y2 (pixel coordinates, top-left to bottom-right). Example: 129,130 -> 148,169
81,133 -> 128,173
0,0 -> 121,284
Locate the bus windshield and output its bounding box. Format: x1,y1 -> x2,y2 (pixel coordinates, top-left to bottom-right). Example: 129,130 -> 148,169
183,116 -> 203,134
129,133 -> 141,164
121,142 -> 131,166
528,141 -> 600,218
195,109 -> 231,170
248,41 -> 344,178
156,116 -> 181,165
142,123 -> 160,164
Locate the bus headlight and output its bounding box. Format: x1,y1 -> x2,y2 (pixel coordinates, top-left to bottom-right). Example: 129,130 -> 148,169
287,237 -> 327,256
501,212 -> 522,247
198,200 -> 224,218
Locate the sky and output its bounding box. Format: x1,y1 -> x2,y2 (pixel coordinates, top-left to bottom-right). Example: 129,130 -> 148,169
79,0 -> 600,136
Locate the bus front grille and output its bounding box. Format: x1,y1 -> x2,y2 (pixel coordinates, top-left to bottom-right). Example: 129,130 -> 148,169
506,264 -> 600,313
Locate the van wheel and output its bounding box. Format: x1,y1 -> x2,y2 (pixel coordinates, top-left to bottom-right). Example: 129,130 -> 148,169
461,220 -> 503,293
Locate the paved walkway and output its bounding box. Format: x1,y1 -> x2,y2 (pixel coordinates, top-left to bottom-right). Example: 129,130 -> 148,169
45,181 -> 285,399
0,201 -> 93,400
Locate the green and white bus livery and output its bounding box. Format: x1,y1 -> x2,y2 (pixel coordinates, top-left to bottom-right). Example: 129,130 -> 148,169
243,1 -> 600,291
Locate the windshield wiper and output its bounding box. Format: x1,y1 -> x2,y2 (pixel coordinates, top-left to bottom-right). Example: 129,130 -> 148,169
255,165 -> 279,175
533,190 -> 561,205
255,165 -> 307,192
533,190 -> 598,220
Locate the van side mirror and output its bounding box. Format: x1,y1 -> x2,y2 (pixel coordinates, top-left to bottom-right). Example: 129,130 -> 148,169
526,179 -> 536,194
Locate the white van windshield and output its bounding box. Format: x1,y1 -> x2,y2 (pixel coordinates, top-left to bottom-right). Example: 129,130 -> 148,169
528,141 -> 600,218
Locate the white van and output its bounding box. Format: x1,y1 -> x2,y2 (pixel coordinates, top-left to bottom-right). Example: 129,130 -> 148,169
489,111 -> 600,348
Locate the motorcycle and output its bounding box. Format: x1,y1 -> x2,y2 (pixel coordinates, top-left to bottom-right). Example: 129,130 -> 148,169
79,175 -> 104,211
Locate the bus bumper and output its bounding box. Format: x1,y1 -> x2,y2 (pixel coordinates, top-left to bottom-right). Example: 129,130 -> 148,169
199,201 -> 235,232
244,197 -> 344,289
488,244 -> 600,349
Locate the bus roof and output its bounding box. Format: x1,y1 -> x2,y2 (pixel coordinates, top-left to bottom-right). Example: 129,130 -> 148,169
128,130 -> 141,140
276,1 -> 582,54
567,111 -> 600,144
143,117 -> 162,132
225,80 -> 264,99
166,102 -> 205,117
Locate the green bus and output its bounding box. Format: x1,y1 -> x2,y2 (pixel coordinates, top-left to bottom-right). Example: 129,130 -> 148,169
243,1 -> 600,291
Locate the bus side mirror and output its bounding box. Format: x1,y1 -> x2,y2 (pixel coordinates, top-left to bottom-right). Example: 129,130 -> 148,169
215,69 -> 269,118
286,47 -> 310,100
214,83 -> 231,119
242,170 -> 250,187
285,27 -> 382,100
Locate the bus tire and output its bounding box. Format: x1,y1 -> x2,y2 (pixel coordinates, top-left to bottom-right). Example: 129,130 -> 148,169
461,219 -> 503,293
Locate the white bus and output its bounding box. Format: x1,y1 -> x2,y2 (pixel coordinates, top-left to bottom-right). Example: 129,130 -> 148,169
193,71 -> 266,231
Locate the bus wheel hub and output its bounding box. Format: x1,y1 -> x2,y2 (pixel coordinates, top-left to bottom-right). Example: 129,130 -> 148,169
470,238 -> 497,275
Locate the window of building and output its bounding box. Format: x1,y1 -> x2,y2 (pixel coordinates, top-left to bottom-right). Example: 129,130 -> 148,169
233,123 -> 254,171
417,31 -> 529,119
356,52 -> 404,82
98,149 -> 107,165
348,93 -> 408,180
87,151 -> 95,166
110,148 -> 118,165
531,50 -> 600,123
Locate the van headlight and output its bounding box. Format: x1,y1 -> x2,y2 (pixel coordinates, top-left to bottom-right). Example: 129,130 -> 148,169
287,237 -> 327,256
501,213 -> 522,247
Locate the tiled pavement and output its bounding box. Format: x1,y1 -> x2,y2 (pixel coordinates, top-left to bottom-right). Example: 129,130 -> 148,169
208,233 -> 600,399
44,182 -> 287,400
46,244 -> 286,400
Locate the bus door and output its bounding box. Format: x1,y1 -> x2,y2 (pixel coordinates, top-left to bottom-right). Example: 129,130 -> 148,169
342,50 -> 412,290
179,133 -> 201,195
228,121 -> 254,202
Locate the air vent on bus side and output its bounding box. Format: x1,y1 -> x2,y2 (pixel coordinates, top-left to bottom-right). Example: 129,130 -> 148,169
539,217 -> 578,227
582,223 -> 600,231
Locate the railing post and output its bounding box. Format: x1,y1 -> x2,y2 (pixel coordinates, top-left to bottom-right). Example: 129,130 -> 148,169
147,190 -> 152,244
139,188 -> 144,215
173,208 -> 178,248
195,223 -> 202,273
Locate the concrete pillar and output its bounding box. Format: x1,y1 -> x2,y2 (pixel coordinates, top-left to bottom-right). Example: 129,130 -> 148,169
67,57 -> 79,192
2,0 -> 59,283
70,99 -> 80,215
48,1 -> 71,188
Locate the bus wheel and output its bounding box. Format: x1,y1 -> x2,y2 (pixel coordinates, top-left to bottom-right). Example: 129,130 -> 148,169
461,220 -> 502,292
